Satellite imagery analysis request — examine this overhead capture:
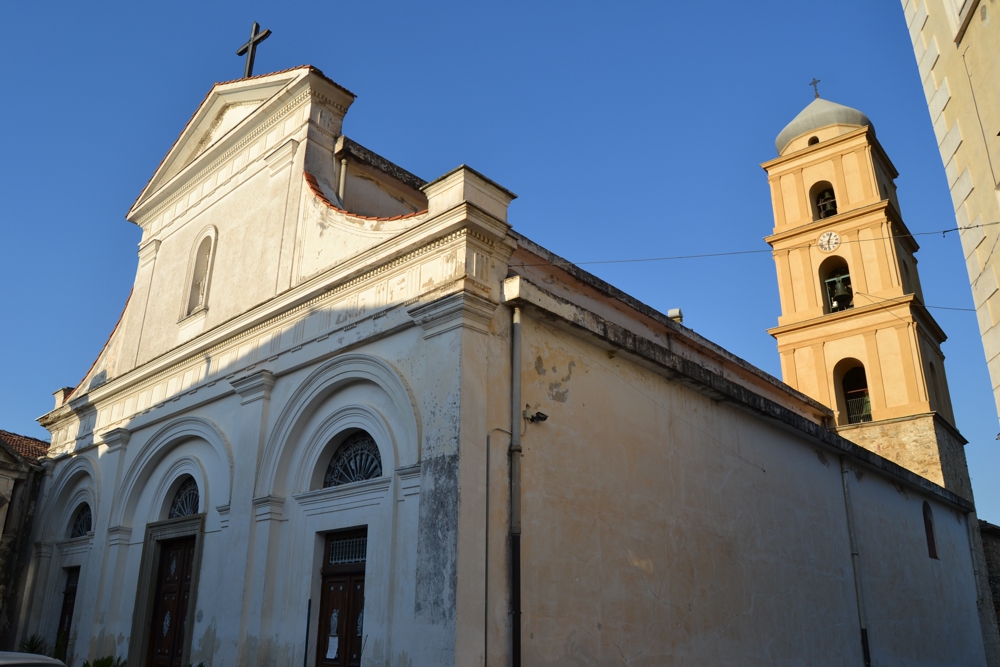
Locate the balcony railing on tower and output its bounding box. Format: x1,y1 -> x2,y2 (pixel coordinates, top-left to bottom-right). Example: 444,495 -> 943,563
846,393 -> 872,424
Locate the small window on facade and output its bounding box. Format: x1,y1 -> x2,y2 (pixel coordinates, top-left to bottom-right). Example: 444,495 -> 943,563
323,431 -> 383,488
169,477 -> 200,519
808,136 -> 819,146
923,501 -> 939,559
187,236 -> 213,316
70,503 -> 92,538
842,366 -> 872,424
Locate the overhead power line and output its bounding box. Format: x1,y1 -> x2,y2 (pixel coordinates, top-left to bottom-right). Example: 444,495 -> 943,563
507,221 -> 994,314
510,221 -> 1000,268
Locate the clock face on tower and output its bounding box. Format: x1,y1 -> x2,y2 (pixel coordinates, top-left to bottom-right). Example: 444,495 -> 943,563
818,231 -> 841,252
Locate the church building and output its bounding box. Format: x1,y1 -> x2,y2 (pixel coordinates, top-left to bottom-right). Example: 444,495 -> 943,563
13,66 -> 1000,666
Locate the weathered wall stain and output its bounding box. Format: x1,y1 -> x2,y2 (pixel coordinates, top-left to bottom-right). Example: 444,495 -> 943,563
414,454 -> 459,626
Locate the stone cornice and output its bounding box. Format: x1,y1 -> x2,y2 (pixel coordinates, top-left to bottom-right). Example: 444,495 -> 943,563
767,293 -> 948,344
408,290 -> 498,338
100,427 -> 130,452
764,200 -> 918,254
229,370 -> 275,405
39,203 -> 513,439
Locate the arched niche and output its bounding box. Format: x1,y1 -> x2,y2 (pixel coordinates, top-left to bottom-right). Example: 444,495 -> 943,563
832,358 -> 872,425
110,417 -> 231,528
43,456 -> 100,542
809,180 -> 838,220
256,354 -> 420,499
818,255 -> 854,313
183,226 -> 218,318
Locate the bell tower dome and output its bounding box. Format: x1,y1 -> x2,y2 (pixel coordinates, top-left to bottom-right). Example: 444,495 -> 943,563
762,97 -> 972,499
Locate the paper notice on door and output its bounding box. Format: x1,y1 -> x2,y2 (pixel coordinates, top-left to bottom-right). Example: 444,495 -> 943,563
326,636 -> 339,659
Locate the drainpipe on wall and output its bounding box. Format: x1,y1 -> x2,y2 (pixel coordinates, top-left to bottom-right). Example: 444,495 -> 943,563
485,427 -> 510,667
510,306 -> 523,667
840,457 -> 872,667
338,158 -> 348,202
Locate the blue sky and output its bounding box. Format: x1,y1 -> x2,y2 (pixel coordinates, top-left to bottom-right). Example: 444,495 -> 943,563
3,2 -> 997,518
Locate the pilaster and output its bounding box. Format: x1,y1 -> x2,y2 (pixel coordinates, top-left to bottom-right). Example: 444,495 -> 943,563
223,369 -> 275,667
89,427 -> 131,646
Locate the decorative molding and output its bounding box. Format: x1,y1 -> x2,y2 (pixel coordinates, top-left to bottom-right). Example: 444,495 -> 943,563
191,100 -> 262,156
309,89 -> 350,115
100,427 -> 131,453
396,463 -> 422,497
56,535 -> 93,556
138,239 -> 161,267
107,525 -> 132,547
264,139 -> 299,175
34,542 -> 53,559
292,476 -> 391,516
408,290 -> 498,338
252,495 -> 285,522
216,503 -> 231,529
230,370 -> 275,405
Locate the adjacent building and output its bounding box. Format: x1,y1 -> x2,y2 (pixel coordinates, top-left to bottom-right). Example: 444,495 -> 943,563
0,429 -> 49,651
900,0 -> 1000,422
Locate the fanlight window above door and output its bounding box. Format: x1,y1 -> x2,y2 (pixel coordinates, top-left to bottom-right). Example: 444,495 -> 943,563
323,431 -> 383,488
168,477 -> 200,519
70,503 -> 92,538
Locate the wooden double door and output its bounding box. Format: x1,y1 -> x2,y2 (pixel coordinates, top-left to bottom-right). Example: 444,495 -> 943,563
147,536 -> 197,667
317,530 -> 367,667
55,567 -> 80,660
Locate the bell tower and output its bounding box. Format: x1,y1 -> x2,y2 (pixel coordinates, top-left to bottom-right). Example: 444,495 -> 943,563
762,98 -> 972,499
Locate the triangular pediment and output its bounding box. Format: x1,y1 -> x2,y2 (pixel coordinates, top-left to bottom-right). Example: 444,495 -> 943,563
129,67 -> 316,218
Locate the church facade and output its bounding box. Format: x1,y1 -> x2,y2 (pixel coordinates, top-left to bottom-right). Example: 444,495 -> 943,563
14,66 -> 998,666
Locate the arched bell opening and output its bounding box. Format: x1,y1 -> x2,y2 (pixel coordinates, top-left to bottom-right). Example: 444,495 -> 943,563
810,180 -> 838,220
833,358 -> 872,425
819,255 -> 854,313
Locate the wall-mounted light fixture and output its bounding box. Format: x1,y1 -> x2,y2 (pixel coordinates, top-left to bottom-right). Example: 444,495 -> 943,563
523,409 -> 548,424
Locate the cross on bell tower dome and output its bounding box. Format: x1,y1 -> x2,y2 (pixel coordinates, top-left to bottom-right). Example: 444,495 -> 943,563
762,97 -> 973,500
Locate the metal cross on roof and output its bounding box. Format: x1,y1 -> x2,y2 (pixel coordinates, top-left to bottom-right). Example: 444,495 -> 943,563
236,22 -> 272,79
810,78 -> 821,99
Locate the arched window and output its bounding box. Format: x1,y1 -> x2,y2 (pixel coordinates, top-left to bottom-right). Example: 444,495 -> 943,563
842,365 -> 872,424
927,362 -> 942,410
186,234 -> 215,316
168,477 -> 200,519
810,181 -> 838,220
819,256 -> 854,313
70,503 -> 92,538
923,501 -> 939,559
323,431 -> 383,488
808,136 -> 819,146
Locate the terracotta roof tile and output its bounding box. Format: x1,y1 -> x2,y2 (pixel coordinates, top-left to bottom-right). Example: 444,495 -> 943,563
0,429 -> 50,461
303,171 -> 427,221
